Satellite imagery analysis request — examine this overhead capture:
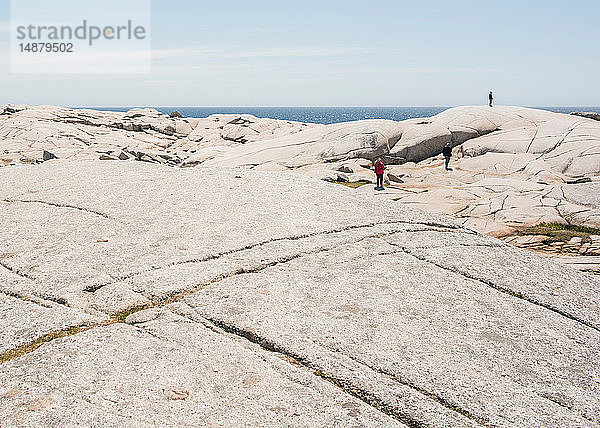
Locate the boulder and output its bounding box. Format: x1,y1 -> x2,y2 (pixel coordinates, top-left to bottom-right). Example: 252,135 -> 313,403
337,163 -> 354,173
388,172 -> 405,183
388,121 -> 452,162
203,120 -> 404,169
1,104 -> 28,115
175,119 -> 193,135
42,150 -> 57,161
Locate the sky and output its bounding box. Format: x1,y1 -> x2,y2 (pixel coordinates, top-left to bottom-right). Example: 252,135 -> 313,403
0,0 -> 599,107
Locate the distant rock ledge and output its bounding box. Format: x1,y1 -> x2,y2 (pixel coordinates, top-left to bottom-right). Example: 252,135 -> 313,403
571,111 -> 600,121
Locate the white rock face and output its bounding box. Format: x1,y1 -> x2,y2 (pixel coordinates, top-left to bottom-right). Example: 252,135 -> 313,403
202,119 -> 404,168
347,106 -> 600,237
0,161 -> 599,427
202,106 -> 600,175
0,105 -> 315,167
2,104 -> 600,246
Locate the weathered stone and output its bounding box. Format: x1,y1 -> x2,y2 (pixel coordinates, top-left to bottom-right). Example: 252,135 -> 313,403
337,163 -> 354,173
0,161 -> 598,426
0,318 -> 403,427
389,121 -> 452,162
203,119 -> 404,168
42,150 -> 57,161
566,177 -> 592,184
1,104 -> 598,269
0,292 -> 101,354
388,172 -> 405,183
571,112 -> 600,121
1,104 -> 28,115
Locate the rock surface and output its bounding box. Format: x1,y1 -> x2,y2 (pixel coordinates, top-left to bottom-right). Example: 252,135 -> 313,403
3,105 -> 599,238
0,105 -> 315,168
3,104 -> 600,272
572,112 -> 600,121
0,161 -> 599,427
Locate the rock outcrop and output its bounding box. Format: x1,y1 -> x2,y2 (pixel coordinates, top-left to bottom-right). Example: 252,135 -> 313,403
203,106 -> 600,175
572,111 -> 600,121
201,106 -> 600,239
1,104 -> 599,253
0,105 -> 315,168
201,119 -> 404,168
368,106 -> 600,237
1,161 -> 599,427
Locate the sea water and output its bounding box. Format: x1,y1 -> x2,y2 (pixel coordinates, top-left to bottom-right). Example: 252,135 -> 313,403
80,106 -> 600,125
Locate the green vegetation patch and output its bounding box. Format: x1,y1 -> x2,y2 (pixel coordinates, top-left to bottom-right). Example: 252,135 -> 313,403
0,326 -> 87,364
336,180 -> 372,189
111,305 -> 151,323
0,304 -> 153,365
518,222 -> 600,243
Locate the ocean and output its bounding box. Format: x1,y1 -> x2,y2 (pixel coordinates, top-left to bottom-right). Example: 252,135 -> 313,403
79,106 -> 600,125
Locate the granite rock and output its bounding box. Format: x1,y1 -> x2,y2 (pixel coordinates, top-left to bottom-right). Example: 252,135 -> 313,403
0,161 -> 598,426
2,104 -> 600,269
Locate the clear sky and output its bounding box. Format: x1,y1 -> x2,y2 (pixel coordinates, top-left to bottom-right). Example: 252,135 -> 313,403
1,0 -> 599,107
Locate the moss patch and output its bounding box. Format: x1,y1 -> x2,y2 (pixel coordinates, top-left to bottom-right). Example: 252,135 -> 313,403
518,222 -> 600,243
0,326 -> 87,364
110,305 -> 151,323
336,180 -> 371,189
0,305 -> 153,365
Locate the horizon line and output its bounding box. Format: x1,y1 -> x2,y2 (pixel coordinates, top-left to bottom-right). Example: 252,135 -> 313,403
66,105 -> 600,109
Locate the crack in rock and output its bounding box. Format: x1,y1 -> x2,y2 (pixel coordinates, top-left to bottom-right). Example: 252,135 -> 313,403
314,339 -> 492,427
195,314 -> 432,428
153,230 -> 426,306
0,325 -> 92,365
535,391 -> 597,424
191,311 -> 490,428
0,288 -> 54,309
386,242 -> 600,333
0,261 -> 72,308
86,219 -> 465,293
3,199 -> 114,220
0,259 -> 38,283
0,305 -> 152,365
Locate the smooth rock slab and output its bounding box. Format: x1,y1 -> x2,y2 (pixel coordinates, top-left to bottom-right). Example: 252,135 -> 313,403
0,161 -> 599,427
0,312 -> 404,427
0,161 -> 452,313
181,236 -> 600,427
0,292 -> 99,354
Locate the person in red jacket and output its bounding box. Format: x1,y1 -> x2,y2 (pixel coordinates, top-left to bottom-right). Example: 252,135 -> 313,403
374,158 -> 386,189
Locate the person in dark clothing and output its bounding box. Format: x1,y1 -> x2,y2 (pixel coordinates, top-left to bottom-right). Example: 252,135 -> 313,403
489,91 -> 494,107
374,158 -> 386,189
442,143 -> 453,171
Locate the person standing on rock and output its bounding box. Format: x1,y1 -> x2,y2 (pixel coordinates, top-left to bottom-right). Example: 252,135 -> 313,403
374,159 -> 386,190
489,91 -> 494,107
443,143 -> 453,171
